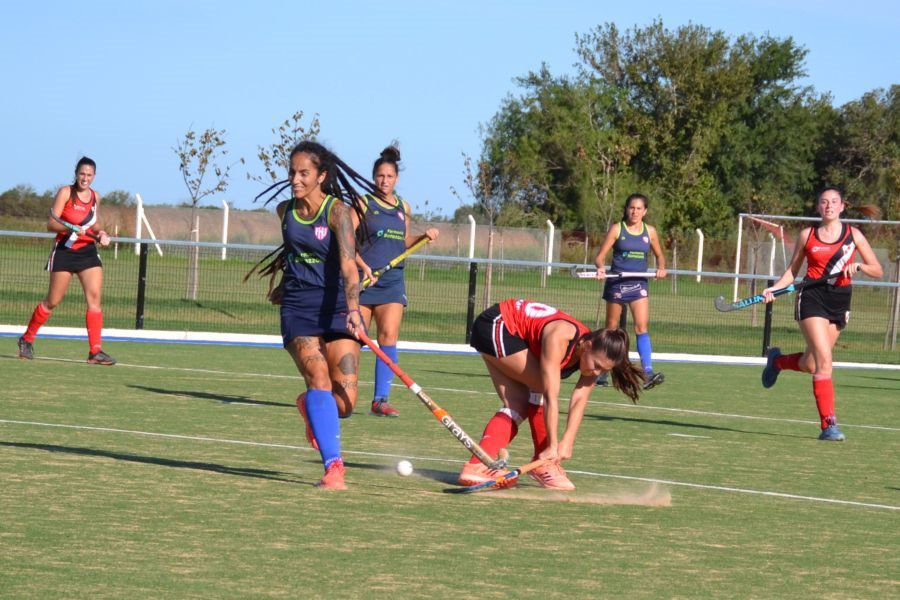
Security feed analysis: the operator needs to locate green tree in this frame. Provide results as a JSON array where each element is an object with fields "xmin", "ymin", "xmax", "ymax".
[{"xmin": 822, "ymin": 86, "xmax": 899, "ymax": 221}]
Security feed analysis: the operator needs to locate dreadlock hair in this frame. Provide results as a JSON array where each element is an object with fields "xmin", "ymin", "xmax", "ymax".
[
  {"xmin": 582, "ymin": 328, "xmax": 644, "ymax": 402},
  {"xmin": 373, "ymin": 144, "xmax": 401, "ymax": 178},
  {"xmin": 245, "ymin": 141, "xmax": 380, "ymax": 288}
]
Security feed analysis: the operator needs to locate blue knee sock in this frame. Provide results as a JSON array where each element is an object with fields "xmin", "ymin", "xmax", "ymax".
[
  {"xmin": 305, "ymin": 389, "xmax": 342, "ymax": 468},
  {"xmin": 636, "ymin": 333, "xmax": 653, "ymax": 373},
  {"xmin": 374, "ymin": 345, "xmax": 397, "ymax": 401}
]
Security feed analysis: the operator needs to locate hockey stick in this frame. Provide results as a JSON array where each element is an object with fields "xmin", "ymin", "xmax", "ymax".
[
  {"xmin": 356, "ymin": 328, "xmax": 507, "ymax": 470},
  {"xmin": 571, "ymin": 266, "xmax": 658, "ymax": 279},
  {"xmin": 714, "ymin": 274, "xmax": 836, "ymax": 312},
  {"xmin": 361, "ymin": 234, "xmax": 431, "ymax": 289},
  {"xmin": 444, "ymin": 459, "xmax": 548, "ymax": 494},
  {"xmin": 48, "ymin": 210, "xmax": 100, "ymax": 242}
]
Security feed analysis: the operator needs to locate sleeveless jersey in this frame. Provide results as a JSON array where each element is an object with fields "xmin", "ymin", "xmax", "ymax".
[
  {"xmin": 804, "ymin": 223, "xmax": 856, "ymax": 287},
  {"xmin": 498, "ymin": 299, "xmax": 590, "ymax": 368},
  {"xmin": 359, "ymin": 193, "xmax": 407, "ymax": 270},
  {"xmin": 281, "ymin": 195, "xmax": 343, "ymax": 292},
  {"xmin": 55, "ymin": 187, "xmax": 98, "ymax": 250},
  {"xmin": 610, "ymin": 221, "xmax": 650, "ymax": 274}
]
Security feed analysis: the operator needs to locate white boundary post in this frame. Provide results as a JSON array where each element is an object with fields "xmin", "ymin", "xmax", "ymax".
[
  {"xmin": 545, "ymin": 219, "xmax": 554, "ymax": 275},
  {"xmin": 221, "ymin": 200, "xmax": 229, "ymax": 260},
  {"xmin": 695, "ymin": 228, "xmax": 704, "ymax": 282},
  {"xmin": 768, "ymin": 233, "xmax": 777, "ymax": 276},
  {"xmin": 113, "ymin": 224, "xmax": 119, "ymax": 260}
]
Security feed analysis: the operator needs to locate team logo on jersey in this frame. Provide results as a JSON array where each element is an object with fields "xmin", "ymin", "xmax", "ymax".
[
  {"xmin": 841, "ymin": 243, "xmax": 854, "ymax": 255},
  {"xmin": 314, "ymin": 226, "xmax": 328, "ymax": 240},
  {"xmin": 642, "ymin": 236, "xmax": 649, "ymax": 243},
  {"xmin": 398, "ymin": 211, "xmax": 405, "ymax": 221}
]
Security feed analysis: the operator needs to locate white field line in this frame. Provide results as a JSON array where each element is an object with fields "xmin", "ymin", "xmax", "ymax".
[
  {"xmin": 667, "ymin": 433, "xmax": 711, "ymax": 439},
  {"xmin": 2, "ymin": 418, "xmax": 897, "ymax": 512},
  {"xmin": 23, "ymin": 356, "xmax": 900, "ymax": 432}
]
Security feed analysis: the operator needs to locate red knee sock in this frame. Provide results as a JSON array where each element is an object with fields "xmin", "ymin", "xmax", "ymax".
[
  {"xmin": 86, "ymin": 309, "xmax": 103, "ymax": 354},
  {"xmin": 528, "ymin": 402, "xmax": 549, "ymax": 460},
  {"xmin": 467, "ymin": 411, "xmax": 518, "ymax": 465},
  {"xmin": 23, "ymin": 303, "xmax": 52, "ymax": 343},
  {"xmin": 812, "ymin": 375, "xmax": 836, "ymax": 429},
  {"xmin": 775, "ymin": 353, "xmax": 803, "ymax": 372}
]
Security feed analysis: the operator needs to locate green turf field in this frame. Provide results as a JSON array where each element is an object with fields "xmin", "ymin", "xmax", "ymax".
[{"xmin": 1, "ymin": 338, "xmax": 898, "ymax": 598}]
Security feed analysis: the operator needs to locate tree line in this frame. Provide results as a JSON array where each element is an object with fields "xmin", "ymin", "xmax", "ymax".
[{"xmin": 458, "ymin": 20, "xmax": 898, "ymax": 244}]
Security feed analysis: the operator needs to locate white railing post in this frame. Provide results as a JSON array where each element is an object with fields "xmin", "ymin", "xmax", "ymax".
[
  {"xmin": 695, "ymin": 228, "xmax": 704, "ymax": 282},
  {"xmin": 545, "ymin": 220, "xmax": 554, "ymax": 275},
  {"xmin": 221, "ymin": 200, "xmax": 230, "ymax": 260},
  {"xmin": 135, "ymin": 193, "xmax": 144, "ymax": 255},
  {"xmin": 768, "ymin": 233, "xmax": 777, "ymax": 276},
  {"xmin": 467, "ymin": 214, "xmax": 476, "ymax": 259}
]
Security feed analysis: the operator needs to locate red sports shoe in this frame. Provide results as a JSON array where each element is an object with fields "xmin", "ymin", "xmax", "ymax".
[
  {"xmin": 529, "ymin": 462, "xmax": 575, "ymax": 491},
  {"xmin": 295, "ymin": 393, "xmax": 319, "ymax": 451},
  {"xmin": 316, "ymin": 459, "xmax": 347, "ymax": 490},
  {"xmin": 370, "ymin": 399, "xmax": 399, "ymax": 417},
  {"xmin": 458, "ymin": 461, "xmax": 516, "ymax": 488}
]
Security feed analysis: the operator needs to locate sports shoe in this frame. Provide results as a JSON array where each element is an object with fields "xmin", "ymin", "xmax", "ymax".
[
  {"xmin": 370, "ymin": 399, "xmax": 399, "ymax": 417},
  {"xmin": 295, "ymin": 393, "xmax": 319, "ymax": 451},
  {"xmin": 595, "ymin": 373, "xmax": 610, "ymax": 387},
  {"xmin": 642, "ymin": 371, "xmax": 665, "ymax": 390},
  {"xmin": 458, "ymin": 461, "xmax": 515, "ymax": 488},
  {"xmin": 17, "ymin": 337, "xmax": 34, "ymax": 360},
  {"xmin": 762, "ymin": 346, "xmax": 782, "ymax": 389},
  {"xmin": 316, "ymin": 459, "xmax": 347, "ymax": 490},
  {"xmin": 87, "ymin": 350, "xmax": 116, "ymax": 365},
  {"xmin": 529, "ymin": 462, "xmax": 576, "ymax": 491},
  {"xmin": 818, "ymin": 424, "xmax": 846, "ymax": 442}
]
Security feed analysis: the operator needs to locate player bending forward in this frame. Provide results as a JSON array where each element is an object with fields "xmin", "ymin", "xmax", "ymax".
[{"xmin": 460, "ymin": 298, "xmax": 644, "ymax": 490}]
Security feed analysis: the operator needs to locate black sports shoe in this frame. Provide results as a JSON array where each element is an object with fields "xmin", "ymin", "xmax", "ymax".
[
  {"xmin": 642, "ymin": 371, "xmax": 665, "ymax": 390},
  {"xmin": 17, "ymin": 337, "xmax": 34, "ymax": 360},
  {"xmin": 87, "ymin": 350, "xmax": 116, "ymax": 365}
]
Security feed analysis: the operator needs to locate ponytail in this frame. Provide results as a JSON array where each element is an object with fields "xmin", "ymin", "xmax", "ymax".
[{"xmin": 583, "ymin": 328, "xmax": 644, "ymax": 403}]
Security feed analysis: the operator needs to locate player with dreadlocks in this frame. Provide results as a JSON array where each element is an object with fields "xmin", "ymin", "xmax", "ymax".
[{"xmin": 248, "ymin": 141, "xmax": 376, "ymax": 489}]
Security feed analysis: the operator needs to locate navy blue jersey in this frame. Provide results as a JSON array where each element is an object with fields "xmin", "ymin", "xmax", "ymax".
[
  {"xmin": 610, "ymin": 221, "xmax": 650, "ymax": 274},
  {"xmin": 281, "ymin": 195, "xmax": 344, "ymax": 294},
  {"xmin": 358, "ymin": 194, "xmax": 407, "ymax": 270}
]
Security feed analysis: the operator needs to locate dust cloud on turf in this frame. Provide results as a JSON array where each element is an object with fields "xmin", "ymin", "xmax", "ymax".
[{"xmin": 489, "ymin": 482, "xmax": 672, "ymax": 506}]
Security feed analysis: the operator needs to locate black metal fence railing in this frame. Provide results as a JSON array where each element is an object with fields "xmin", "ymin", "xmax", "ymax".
[{"xmin": 2, "ymin": 231, "xmax": 898, "ymax": 364}]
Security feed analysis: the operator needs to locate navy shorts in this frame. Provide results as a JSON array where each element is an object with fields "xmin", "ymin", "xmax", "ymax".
[
  {"xmin": 469, "ymin": 304, "xmax": 529, "ymax": 358},
  {"xmin": 280, "ymin": 287, "xmax": 356, "ymax": 347},
  {"xmin": 46, "ymin": 243, "xmax": 102, "ymax": 273},
  {"xmin": 795, "ymin": 282, "xmax": 852, "ymax": 331},
  {"xmin": 360, "ymin": 267, "xmax": 407, "ymax": 306},
  {"xmin": 602, "ymin": 277, "xmax": 649, "ymax": 304}
]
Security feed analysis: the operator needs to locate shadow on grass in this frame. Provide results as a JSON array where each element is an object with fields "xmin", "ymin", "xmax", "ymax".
[
  {"xmin": 1, "ymin": 440, "xmax": 306, "ymax": 484},
  {"xmin": 584, "ymin": 413, "xmax": 806, "ymax": 438},
  {"xmin": 181, "ymin": 299, "xmax": 239, "ymax": 320},
  {"xmin": 129, "ymin": 385, "xmax": 292, "ymax": 408}
]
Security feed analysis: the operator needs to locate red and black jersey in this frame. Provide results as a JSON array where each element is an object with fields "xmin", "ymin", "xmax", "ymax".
[
  {"xmin": 55, "ymin": 186, "xmax": 97, "ymax": 250},
  {"xmin": 498, "ymin": 298, "xmax": 590, "ymax": 367},
  {"xmin": 804, "ymin": 223, "xmax": 856, "ymax": 287}
]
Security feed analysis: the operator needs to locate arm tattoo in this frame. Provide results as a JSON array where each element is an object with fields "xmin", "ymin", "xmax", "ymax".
[{"xmin": 331, "ymin": 202, "xmax": 360, "ymax": 305}]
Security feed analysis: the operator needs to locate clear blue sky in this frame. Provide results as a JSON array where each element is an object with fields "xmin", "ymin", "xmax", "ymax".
[{"xmin": 2, "ymin": 0, "xmax": 897, "ymax": 217}]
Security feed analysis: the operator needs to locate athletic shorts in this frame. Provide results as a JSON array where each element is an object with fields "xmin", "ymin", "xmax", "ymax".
[
  {"xmin": 469, "ymin": 303, "xmax": 528, "ymax": 358},
  {"xmin": 280, "ymin": 287, "xmax": 358, "ymax": 347},
  {"xmin": 795, "ymin": 282, "xmax": 852, "ymax": 330},
  {"xmin": 46, "ymin": 242, "xmax": 102, "ymax": 273},
  {"xmin": 360, "ymin": 267, "xmax": 407, "ymax": 306},
  {"xmin": 602, "ymin": 277, "xmax": 649, "ymax": 304}
]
